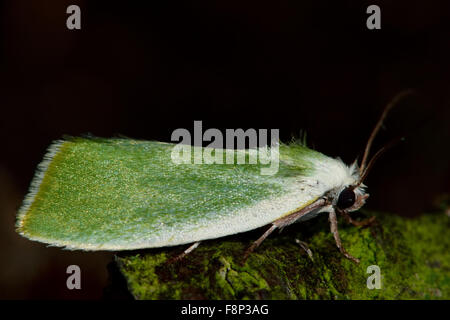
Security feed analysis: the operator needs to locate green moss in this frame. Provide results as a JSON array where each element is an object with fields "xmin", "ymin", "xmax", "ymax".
[{"xmin": 116, "ymin": 210, "xmax": 450, "ymax": 299}]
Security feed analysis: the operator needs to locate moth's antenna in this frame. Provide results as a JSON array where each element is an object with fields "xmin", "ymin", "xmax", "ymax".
[
  {"xmin": 359, "ymin": 89, "xmax": 414, "ymax": 175},
  {"xmin": 357, "ymin": 136, "xmax": 403, "ymax": 186}
]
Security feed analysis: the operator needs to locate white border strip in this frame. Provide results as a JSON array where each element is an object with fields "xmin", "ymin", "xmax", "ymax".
[{"xmin": 16, "ymin": 140, "xmax": 66, "ymax": 232}]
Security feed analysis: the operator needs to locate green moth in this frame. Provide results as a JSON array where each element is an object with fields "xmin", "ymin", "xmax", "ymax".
[{"xmin": 16, "ymin": 92, "xmax": 411, "ymax": 263}]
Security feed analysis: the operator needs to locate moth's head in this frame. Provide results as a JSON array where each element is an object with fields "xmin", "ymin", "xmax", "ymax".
[
  {"xmin": 327, "ymin": 163, "xmax": 369, "ymax": 214},
  {"xmin": 334, "ymin": 185, "xmax": 369, "ymax": 213}
]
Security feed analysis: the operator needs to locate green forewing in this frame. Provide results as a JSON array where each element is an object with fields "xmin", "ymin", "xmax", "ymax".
[{"xmin": 17, "ymin": 138, "xmax": 329, "ymax": 250}]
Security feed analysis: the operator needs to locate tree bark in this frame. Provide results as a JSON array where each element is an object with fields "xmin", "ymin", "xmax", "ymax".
[{"xmin": 114, "ymin": 210, "xmax": 450, "ymax": 299}]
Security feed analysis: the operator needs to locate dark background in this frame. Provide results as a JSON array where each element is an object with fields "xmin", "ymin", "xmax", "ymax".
[{"xmin": 0, "ymin": 0, "xmax": 449, "ymax": 299}]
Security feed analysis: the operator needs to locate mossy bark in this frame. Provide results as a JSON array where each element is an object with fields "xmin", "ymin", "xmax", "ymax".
[{"xmin": 115, "ymin": 210, "xmax": 450, "ymax": 299}]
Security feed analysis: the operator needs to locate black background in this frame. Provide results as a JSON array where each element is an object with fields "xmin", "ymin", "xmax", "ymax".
[{"xmin": 0, "ymin": 1, "xmax": 449, "ymax": 299}]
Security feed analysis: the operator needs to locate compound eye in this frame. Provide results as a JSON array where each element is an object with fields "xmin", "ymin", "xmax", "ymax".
[{"xmin": 336, "ymin": 187, "xmax": 356, "ymax": 210}]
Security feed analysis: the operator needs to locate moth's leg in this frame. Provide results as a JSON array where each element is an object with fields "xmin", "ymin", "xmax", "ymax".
[
  {"xmin": 242, "ymin": 199, "xmax": 329, "ymax": 262},
  {"xmin": 295, "ymin": 239, "xmax": 314, "ymax": 262},
  {"xmin": 243, "ymin": 224, "xmax": 277, "ymax": 261},
  {"xmin": 329, "ymin": 209, "xmax": 360, "ymax": 264},
  {"xmin": 167, "ymin": 241, "xmax": 201, "ymax": 264},
  {"xmin": 340, "ymin": 210, "xmax": 376, "ymax": 227}
]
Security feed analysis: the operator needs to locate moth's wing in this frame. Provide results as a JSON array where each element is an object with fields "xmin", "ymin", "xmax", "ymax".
[{"xmin": 16, "ymin": 138, "xmax": 330, "ymax": 250}]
